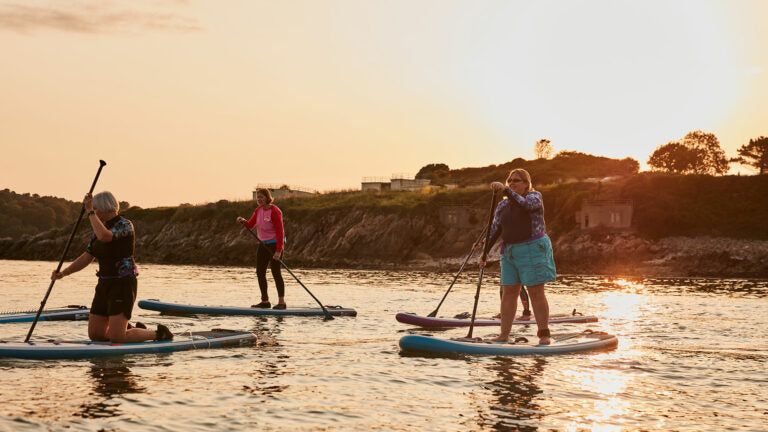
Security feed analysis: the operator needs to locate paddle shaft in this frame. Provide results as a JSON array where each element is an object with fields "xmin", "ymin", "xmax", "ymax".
[
  {"xmin": 25, "ymin": 160, "xmax": 107, "ymax": 342},
  {"xmin": 466, "ymin": 190, "xmax": 499, "ymax": 338},
  {"xmin": 241, "ymin": 223, "xmax": 334, "ymax": 320},
  {"xmin": 427, "ymin": 226, "xmax": 488, "ymax": 317}
]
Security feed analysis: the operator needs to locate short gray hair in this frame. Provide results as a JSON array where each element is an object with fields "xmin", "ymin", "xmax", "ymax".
[{"xmin": 93, "ymin": 191, "xmax": 119, "ymax": 213}]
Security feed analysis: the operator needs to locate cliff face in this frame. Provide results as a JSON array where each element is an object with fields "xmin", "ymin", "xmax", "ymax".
[
  {"xmin": 0, "ymin": 204, "xmax": 487, "ymax": 270},
  {"xmin": 1, "ymin": 203, "xmax": 767, "ymax": 278}
]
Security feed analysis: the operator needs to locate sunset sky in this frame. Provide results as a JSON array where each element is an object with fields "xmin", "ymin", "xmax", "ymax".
[{"xmin": 1, "ymin": 0, "xmax": 766, "ymax": 208}]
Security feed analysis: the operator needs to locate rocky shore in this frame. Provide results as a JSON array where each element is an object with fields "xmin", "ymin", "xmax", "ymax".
[{"xmin": 1, "ymin": 207, "xmax": 766, "ymax": 278}]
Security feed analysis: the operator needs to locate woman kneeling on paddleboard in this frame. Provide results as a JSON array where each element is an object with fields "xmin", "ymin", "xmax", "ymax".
[
  {"xmin": 236, "ymin": 188, "xmax": 287, "ymax": 309},
  {"xmin": 51, "ymin": 191, "xmax": 173, "ymax": 342},
  {"xmin": 479, "ymin": 169, "xmax": 556, "ymax": 345}
]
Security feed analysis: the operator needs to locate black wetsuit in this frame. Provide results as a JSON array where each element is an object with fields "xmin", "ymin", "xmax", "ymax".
[
  {"xmin": 256, "ymin": 243, "xmax": 285, "ymax": 300},
  {"xmin": 86, "ymin": 215, "xmax": 138, "ymax": 319}
]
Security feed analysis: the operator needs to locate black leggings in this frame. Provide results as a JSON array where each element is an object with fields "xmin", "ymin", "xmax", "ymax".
[{"xmin": 256, "ymin": 242, "xmax": 285, "ymax": 300}]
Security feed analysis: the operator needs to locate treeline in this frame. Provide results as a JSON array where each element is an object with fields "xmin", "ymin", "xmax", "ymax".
[
  {"xmin": 0, "ymin": 189, "xmax": 81, "ymax": 238},
  {"xmin": 416, "ymin": 152, "xmax": 640, "ymax": 186}
]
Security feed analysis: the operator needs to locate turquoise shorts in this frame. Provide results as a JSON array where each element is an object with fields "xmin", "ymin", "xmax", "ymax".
[{"xmin": 499, "ymin": 235, "xmax": 557, "ymax": 287}]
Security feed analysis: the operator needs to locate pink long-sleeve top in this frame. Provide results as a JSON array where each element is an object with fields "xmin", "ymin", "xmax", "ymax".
[{"xmin": 243, "ymin": 205, "xmax": 284, "ymax": 252}]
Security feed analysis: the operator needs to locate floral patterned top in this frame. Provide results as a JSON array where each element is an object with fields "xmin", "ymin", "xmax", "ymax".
[{"xmin": 86, "ymin": 215, "xmax": 137, "ymax": 278}]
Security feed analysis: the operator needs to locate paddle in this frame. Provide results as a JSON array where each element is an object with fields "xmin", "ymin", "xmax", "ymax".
[
  {"xmin": 240, "ymin": 222, "xmax": 334, "ymax": 320},
  {"xmin": 466, "ymin": 189, "xmax": 500, "ymax": 339},
  {"xmin": 25, "ymin": 160, "xmax": 107, "ymax": 342},
  {"xmin": 426, "ymin": 226, "xmax": 488, "ymax": 317}
]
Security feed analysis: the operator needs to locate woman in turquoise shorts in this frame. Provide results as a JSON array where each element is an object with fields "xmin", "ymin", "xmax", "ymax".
[{"xmin": 478, "ymin": 168, "xmax": 556, "ymax": 345}]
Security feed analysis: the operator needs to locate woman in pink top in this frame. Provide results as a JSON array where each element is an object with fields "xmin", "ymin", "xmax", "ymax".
[{"xmin": 236, "ymin": 188, "xmax": 286, "ymax": 309}]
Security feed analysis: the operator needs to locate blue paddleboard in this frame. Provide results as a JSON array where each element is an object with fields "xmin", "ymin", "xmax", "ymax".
[
  {"xmin": 0, "ymin": 329, "xmax": 256, "ymax": 360},
  {"xmin": 139, "ymin": 299, "xmax": 357, "ymax": 317},
  {"xmin": 0, "ymin": 306, "xmax": 90, "ymax": 324},
  {"xmin": 399, "ymin": 331, "xmax": 618, "ymax": 356}
]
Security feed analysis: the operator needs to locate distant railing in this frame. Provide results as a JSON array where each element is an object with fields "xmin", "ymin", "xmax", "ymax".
[
  {"xmin": 361, "ymin": 177, "xmax": 390, "ymax": 183},
  {"xmin": 391, "ymin": 173, "xmax": 414, "ymax": 180},
  {"xmin": 254, "ymin": 184, "xmax": 317, "ymax": 194}
]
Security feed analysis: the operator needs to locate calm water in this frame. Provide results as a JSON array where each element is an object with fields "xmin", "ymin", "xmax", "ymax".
[{"xmin": 0, "ymin": 259, "xmax": 766, "ymax": 431}]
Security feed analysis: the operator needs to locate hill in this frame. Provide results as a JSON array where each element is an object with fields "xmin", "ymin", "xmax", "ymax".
[{"xmin": 1, "ymin": 173, "xmax": 767, "ymax": 277}]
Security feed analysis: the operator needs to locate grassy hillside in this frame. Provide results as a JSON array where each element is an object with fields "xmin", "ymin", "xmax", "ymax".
[{"xmin": 3, "ymin": 173, "xmax": 767, "ymax": 246}]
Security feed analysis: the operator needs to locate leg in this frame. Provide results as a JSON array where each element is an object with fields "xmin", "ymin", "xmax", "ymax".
[
  {"xmin": 255, "ymin": 245, "xmax": 271, "ymax": 303},
  {"xmin": 527, "ymin": 284, "xmax": 550, "ymax": 344},
  {"xmin": 88, "ymin": 314, "xmax": 109, "ymax": 341},
  {"xmin": 106, "ymin": 313, "xmax": 156, "ymax": 343},
  {"xmin": 270, "ymin": 250, "xmax": 286, "ymax": 306},
  {"xmin": 492, "ymin": 284, "xmax": 521, "ymax": 342},
  {"xmin": 519, "ymin": 286, "xmax": 532, "ymax": 317}
]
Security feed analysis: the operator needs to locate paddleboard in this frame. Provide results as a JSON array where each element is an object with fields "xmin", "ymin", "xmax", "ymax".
[
  {"xmin": 138, "ymin": 299, "xmax": 357, "ymax": 317},
  {"xmin": 399, "ymin": 330, "xmax": 617, "ymax": 356},
  {"xmin": 0, "ymin": 306, "xmax": 90, "ymax": 324},
  {"xmin": 395, "ymin": 311, "xmax": 597, "ymax": 327},
  {"xmin": 0, "ymin": 329, "xmax": 256, "ymax": 359}
]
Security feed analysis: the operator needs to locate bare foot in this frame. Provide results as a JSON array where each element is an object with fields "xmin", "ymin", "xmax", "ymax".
[
  {"xmin": 490, "ymin": 336, "xmax": 508, "ymax": 342},
  {"xmin": 538, "ymin": 336, "xmax": 551, "ymax": 345}
]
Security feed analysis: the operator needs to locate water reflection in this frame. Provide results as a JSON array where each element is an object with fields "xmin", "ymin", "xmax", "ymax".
[
  {"xmin": 78, "ymin": 359, "xmax": 145, "ymax": 419},
  {"xmin": 472, "ymin": 357, "xmax": 547, "ymax": 431},
  {"xmin": 557, "ymin": 357, "xmax": 635, "ymax": 432},
  {"xmin": 243, "ymin": 318, "xmax": 289, "ymax": 397}
]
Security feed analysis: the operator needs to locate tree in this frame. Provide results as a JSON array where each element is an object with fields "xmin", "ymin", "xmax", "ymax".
[
  {"xmin": 647, "ymin": 141, "xmax": 706, "ymax": 174},
  {"xmin": 647, "ymin": 130, "xmax": 729, "ymax": 175},
  {"xmin": 733, "ymin": 136, "xmax": 768, "ymax": 174},
  {"xmin": 680, "ymin": 130, "xmax": 729, "ymax": 175},
  {"xmin": 415, "ymin": 163, "xmax": 451, "ymax": 184},
  {"xmin": 534, "ymin": 139, "xmax": 553, "ymax": 159}
]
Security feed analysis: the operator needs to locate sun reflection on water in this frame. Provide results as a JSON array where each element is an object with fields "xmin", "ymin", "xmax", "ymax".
[
  {"xmin": 593, "ymin": 278, "xmax": 648, "ymax": 322},
  {"xmin": 556, "ymin": 363, "xmax": 636, "ymax": 431}
]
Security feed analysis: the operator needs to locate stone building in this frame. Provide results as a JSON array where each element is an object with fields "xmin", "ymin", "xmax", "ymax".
[
  {"xmin": 360, "ymin": 175, "xmax": 430, "ymax": 192},
  {"xmin": 253, "ymin": 184, "xmax": 316, "ymax": 199},
  {"xmin": 575, "ymin": 200, "xmax": 633, "ymax": 229},
  {"xmin": 361, "ymin": 177, "xmax": 391, "ymax": 192}
]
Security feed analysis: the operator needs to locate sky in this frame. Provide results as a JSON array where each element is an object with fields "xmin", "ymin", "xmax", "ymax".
[{"xmin": 1, "ymin": 0, "xmax": 766, "ymax": 208}]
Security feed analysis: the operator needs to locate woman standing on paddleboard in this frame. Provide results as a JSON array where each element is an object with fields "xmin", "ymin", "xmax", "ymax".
[
  {"xmin": 236, "ymin": 188, "xmax": 287, "ymax": 309},
  {"xmin": 479, "ymin": 169, "xmax": 555, "ymax": 345},
  {"xmin": 51, "ymin": 192, "xmax": 173, "ymax": 342}
]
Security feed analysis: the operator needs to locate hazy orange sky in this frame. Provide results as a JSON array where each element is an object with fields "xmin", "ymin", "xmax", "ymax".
[{"xmin": 1, "ymin": 0, "xmax": 766, "ymax": 207}]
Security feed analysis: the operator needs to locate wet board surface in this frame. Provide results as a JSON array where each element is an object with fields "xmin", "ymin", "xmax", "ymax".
[{"xmin": 139, "ymin": 299, "xmax": 357, "ymax": 317}]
